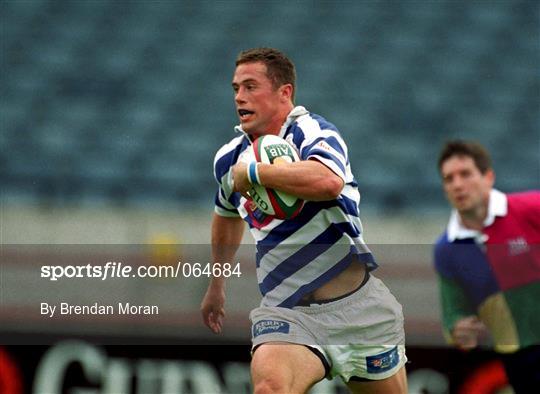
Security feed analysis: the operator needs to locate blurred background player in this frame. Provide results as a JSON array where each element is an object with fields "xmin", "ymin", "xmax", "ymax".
[
  {"xmin": 433, "ymin": 140, "xmax": 540, "ymax": 393},
  {"xmin": 201, "ymin": 48, "xmax": 407, "ymax": 393}
]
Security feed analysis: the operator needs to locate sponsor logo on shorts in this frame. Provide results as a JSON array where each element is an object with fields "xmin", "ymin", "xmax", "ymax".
[
  {"xmin": 252, "ymin": 320, "xmax": 290, "ymax": 338},
  {"xmin": 366, "ymin": 346, "xmax": 399, "ymax": 374}
]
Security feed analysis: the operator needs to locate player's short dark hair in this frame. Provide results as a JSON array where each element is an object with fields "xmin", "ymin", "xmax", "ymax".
[
  {"xmin": 236, "ymin": 47, "xmax": 296, "ymax": 101},
  {"xmin": 438, "ymin": 140, "xmax": 492, "ymax": 174}
]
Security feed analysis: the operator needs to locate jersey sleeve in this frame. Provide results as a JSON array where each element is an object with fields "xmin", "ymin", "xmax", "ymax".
[
  {"xmin": 438, "ymin": 274, "xmax": 476, "ymax": 343},
  {"xmin": 213, "ymin": 147, "xmax": 240, "ymax": 218},
  {"xmin": 434, "ymin": 237, "xmax": 476, "ymax": 343},
  {"xmin": 299, "ymin": 130, "xmax": 348, "ymax": 182},
  {"xmin": 214, "ymin": 190, "xmax": 240, "ymax": 217}
]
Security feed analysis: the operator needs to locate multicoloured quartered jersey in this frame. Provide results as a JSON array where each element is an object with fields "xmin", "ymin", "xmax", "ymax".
[{"xmin": 434, "ymin": 190, "xmax": 540, "ymax": 352}]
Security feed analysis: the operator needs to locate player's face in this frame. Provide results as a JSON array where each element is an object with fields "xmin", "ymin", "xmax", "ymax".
[
  {"xmin": 441, "ymin": 155, "xmax": 494, "ymax": 213},
  {"xmin": 232, "ymin": 62, "xmax": 288, "ymax": 136}
]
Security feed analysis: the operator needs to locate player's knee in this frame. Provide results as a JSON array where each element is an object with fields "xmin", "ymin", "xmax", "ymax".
[
  {"xmin": 253, "ymin": 376, "xmax": 288, "ymax": 394},
  {"xmin": 251, "ymin": 359, "xmax": 290, "ymax": 394}
]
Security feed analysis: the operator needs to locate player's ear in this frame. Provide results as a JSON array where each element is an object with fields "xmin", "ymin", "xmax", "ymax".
[
  {"xmin": 279, "ymin": 84, "xmax": 293, "ymax": 102},
  {"xmin": 485, "ymin": 168, "xmax": 495, "ymax": 187}
]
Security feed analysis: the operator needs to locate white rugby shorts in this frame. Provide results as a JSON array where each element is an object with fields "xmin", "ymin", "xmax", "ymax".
[{"xmin": 250, "ymin": 275, "xmax": 407, "ymax": 381}]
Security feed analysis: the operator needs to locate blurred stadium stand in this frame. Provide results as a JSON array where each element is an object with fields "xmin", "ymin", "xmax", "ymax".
[{"xmin": 1, "ymin": 0, "xmax": 539, "ymax": 213}]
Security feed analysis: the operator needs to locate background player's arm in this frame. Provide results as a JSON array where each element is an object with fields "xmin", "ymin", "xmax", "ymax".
[
  {"xmin": 233, "ymin": 159, "xmax": 344, "ymax": 201},
  {"xmin": 438, "ymin": 275, "xmax": 486, "ymax": 350},
  {"xmin": 201, "ymin": 213, "xmax": 245, "ymax": 334}
]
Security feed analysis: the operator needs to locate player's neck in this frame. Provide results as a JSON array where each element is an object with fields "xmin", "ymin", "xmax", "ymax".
[
  {"xmin": 250, "ymin": 104, "xmax": 294, "ymax": 140},
  {"xmin": 267, "ymin": 103, "xmax": 294, "ymax": 134},
  {"xmin": 459, "ymin": 205, "xmax": 488, "ymax": 231}
]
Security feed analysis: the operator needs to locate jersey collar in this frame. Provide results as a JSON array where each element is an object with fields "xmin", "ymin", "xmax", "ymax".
[
  {"xmin": 234, "ymin": 106, "xmax": 309, "ymax": 140},
  {"xmin": 447, "ymin": 189, "xmax": 508, "ymax": 242},
  {"xmin": 278, "ymin": 106, "xmax": 309, "ymax": 138}
]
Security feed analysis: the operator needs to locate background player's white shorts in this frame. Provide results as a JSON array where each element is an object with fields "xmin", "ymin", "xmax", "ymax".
[{"xmin": 250, "ymin": 275, "xmax": 407, "ymax": 382}]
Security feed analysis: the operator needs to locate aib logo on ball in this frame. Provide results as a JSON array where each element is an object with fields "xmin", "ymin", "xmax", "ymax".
[{"xmin": 265, "ymin": 144, "xmax": 294, "ymax": 163}]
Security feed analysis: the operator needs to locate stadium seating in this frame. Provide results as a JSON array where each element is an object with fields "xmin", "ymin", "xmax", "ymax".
[{"xmin": 2, "ymin": 0, "xmax": 538, "ymax": 213}]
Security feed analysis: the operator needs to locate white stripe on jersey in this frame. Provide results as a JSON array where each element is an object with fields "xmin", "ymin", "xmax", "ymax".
[
  {"xmin": 341, "ymin": 183, "xmax": 360, "ymax": 202},
  {"xmin": 219, "ymin": 171, "xmax": 234, "ymax": 201},
  {"xmin": 215, "ymin": 206, "xmax": 240, "ymax": 217}
]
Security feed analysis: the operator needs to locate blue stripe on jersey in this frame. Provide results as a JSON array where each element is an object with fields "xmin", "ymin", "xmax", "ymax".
[
  {"xmin": 259, "ymin": 222, "xmax": 361, "ymax": 295},
  {"xmin": 277, "ymin": 251, "xmax": 362, "ymax": 308},
  {"xmin": 300, "ymin": 136, "xmax": 346, "ymax": 162},
  {"xmin": 214, "ymin": 189, "xmax": 240, "ymax": 214},
  {"xmin": 215, "ymin": 191, "xmax": 235, "ymax": 212},
  {"xmin": 339, "ymin": 194, "xmax": 359, "ymax": 217},
  {"xmin": 288, "ymin": 123, "xmax": 306, "ymax": 148},
  {"xmin": 216, "ymin": 187, "xmax": 241, "ymax": 207}
]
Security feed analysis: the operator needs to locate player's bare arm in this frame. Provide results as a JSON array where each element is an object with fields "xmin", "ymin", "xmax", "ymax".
[
  {"xmin": 233, "ymin": 159, "xmax": 344, "ymax": 201},
  {"xmin": 201, "ymin": 214, "xmax": 245, "ymax": 334}
]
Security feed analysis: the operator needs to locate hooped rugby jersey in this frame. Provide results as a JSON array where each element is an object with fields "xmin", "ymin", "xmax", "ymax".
[
  {"xmin": 213, "ymin": 106, "xmax": 377, "ymax": 308},
  {"xmin": 434, "ymin": 189, "xmax": 540, "ymax": 352}
]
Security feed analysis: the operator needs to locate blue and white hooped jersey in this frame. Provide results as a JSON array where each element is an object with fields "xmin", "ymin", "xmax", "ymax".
[{"xmin": 213, "ymin": 106, "xmax": 377, "ymax": 308}]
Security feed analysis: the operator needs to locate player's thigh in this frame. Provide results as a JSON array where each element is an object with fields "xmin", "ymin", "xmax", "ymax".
[
  {"xmin": 251, "ymin": 342, "xmax": 326, "ymax": 394},
  {"xmin": 346, "ymin": 366, "xmax": 407, "ymax": 394}
]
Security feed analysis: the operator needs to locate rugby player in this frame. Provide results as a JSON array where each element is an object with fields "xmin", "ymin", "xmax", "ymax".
[
  {"xmin": 434, "ymin": 140, "xmax": 540, "ymax": 393},
  {"xmin": 202, "ymin": 47, "xmax": 407, "ymax": 394}
]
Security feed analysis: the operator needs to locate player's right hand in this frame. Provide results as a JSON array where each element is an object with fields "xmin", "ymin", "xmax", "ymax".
[
  {"xmin": 451, "ymin": 316, "xmax": 486, "ymax": 351},
  {"xmin": 201, "ymin": 285, "xmax": 226, "ymax": 334},
  {"xmin": 232, "ymin": 161, "xmax": 252, "ymax": 198}
]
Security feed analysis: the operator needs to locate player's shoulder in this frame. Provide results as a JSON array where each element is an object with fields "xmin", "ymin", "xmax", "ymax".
[
  {"xmin": 433, "ymin": 231, "xmax": 460, "ymax": 274},
  {"xmin": 507, "ymin": 190, "xmax": 540, "ymax": 211},
  {"xmin": 214, "ymin": 134, "xmax": 246, "ymax": 161},
  {"xmin": 213, "ymin": 134, "xmax": 249, "ymax": 179},
  {"xmin": 434, "ymin": 231, "xmax": 452, "ymax": 255},
  {"xmin": 214, "ymin": 135, "xmax": 249, "ymax": 167},
  {"xmin": 289, "ymin": 112, "xmax": 344, "ymax": 149},
  {"xmin": 435, "ymin": 231, "xmax": 450, "ymax": 247},
  {"xmin": 294, "ymin": 112, "xmax": 340, "ymax": 135}
]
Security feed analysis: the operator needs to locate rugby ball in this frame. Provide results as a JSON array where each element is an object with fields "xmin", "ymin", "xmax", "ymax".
[{"xmin": 248, "ymin": 135, "xmax": 304, "ymax": 220}]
